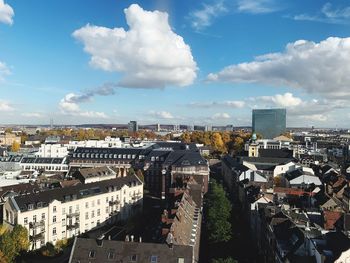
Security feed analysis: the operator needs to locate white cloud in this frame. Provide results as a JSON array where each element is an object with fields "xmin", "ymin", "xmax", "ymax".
[
  {"xmin": 149, "ymin": 110, "xmax": 174, "ymax": 119},
  {"xmin": 21, "ymin": 112, "xmax": 45, "ymax": 118},
  {"xmin": 0, "ymin": 61, "xmax": 10, "ymax": 81},
  {"xmin": 189, "ymin": 100, "xmax": 245, "ymax": 108},
  {"xmin": 190, "ymin": 1, "xmax": 227, "ymax": 30},
  {"xmin": 293, "ymin": 3, "xmax": 350, "ymax": 24},
  {"xmin": 299, "ymin": 114, "xmax": 328, "ymax": 122},
  {"xmin": 208, "ymin": 37, "xmax": 350, "ymax": 99},
  {"xmin": 73, "ymin": 4, "xmax": 197, "ymax": 88},
  {"xmin": 0, "ymin": 100, "xmax": 13, "ymax": 111},
  {"xmin": 59, "ymin": 93, "xmax": 108, "ymax": 119},
  {"xmin": 212, "ymin": 112, "xmax": 230, "ymax": 119},
  {"xmin": 255, "ymin": 93, "xmax": 302, "ymax": 107},
  {"xmin": 237, "ymin": 0, "xmax": 279, "ymax": 14},
  {"xmin": 0, "ymin": 0, "xmax": 14, "ymax": 25}
]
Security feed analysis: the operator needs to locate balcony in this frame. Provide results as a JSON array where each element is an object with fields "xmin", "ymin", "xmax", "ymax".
[
  {"xmin": 66, "ymin": 212, "xmax": 80, "ymax": 218},
  {"xmin": 109, "ymin": 210, "xmax": 119, "ymax": 216},
  {"xmin": 66, "ymin": 223, "xmax": 80, "ymax": 230},
  {"xmin": 30, "ymin": 233, "xmax": 44, "ymax": 241},
  {"xmin": 29, "ymin": 221, "xmax": 45, "ymax": 228},
  {"xmin": 131, "ymin": 193, "xmax": 142, "ymax": 200},
  {"xmin": 109, "ymin": 200, "xmax": 120, "ymax": 206}
]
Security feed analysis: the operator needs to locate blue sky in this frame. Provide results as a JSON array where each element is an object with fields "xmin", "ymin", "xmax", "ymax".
[{"xmin": 0, "ymin": 0, "xmax": 350, "ymax": 127}]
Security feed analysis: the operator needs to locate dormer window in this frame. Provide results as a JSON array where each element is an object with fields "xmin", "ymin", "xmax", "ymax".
[
  {"xmin": 89, "ymin": 250, "xmax": 96, "ymax": 258},
  {"xmin": 28, "ymin": 204, "xmax": 34, "ymax": 210},
  {"xmin": 131, "ymin": 255, "xmax": 137, "ymax": 262},
  {"xmin": 150, "ymin": 255, "xmax": 158, "ymax": 263}
]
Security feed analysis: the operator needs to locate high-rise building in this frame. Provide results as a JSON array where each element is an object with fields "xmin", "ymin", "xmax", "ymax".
[
  {"xmin": 252, "ymin": 109, "xmax": 286, "ymax": 139},
  {"xmin": 128, "ymin": 121, "xmax": 138, "ymax": 133}
]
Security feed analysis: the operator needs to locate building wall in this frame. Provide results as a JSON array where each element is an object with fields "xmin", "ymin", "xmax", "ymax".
[
  {"xmin": 0, "ymin": 134, "xmax": 21, "ymax": 146},
  {"xmin": 37, "ymin": 144, "xmax": 68, "ymax": 158},
  {"xmin": 3, "ymin": 183, "xmax": 143, "ymax": 250}
]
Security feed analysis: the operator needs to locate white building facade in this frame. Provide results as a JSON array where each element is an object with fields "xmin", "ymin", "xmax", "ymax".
[{"xmin": 3, "ymin": 175, "xmax": 143, "ymax": 249}]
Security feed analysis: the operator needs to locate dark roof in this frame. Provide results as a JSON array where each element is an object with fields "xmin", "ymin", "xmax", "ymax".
[
  {"xmin": 164, "ymin": 151, "xmax": 207, "ymax": 167},
  {"xmin": 69, "ymin": 238, "xmax": 193, "ymax": 263},
  {"xmin": 13, "ymin": 175, "xmax": 141, "ymax": 212},
  {"xmin": 221, "ymin": 155, "xmax": 248, "ymax": 172},
  {"xmin": 0, "ymin": 182, "xmax": 40, "ymax": 199},
  {"xmin": 259, "ymin": 149, "xmax": 294, "ymax": 158}
]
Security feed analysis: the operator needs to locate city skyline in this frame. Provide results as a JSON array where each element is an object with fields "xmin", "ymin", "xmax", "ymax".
[{"xmin": 1, "ymin": 0, "xmax": 350, "ymax": 127}]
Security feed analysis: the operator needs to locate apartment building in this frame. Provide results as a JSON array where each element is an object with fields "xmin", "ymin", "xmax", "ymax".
[
  {"xmin": 3, "ymin": 175, "xmax": 143, "ymax": 250},
  {"xmin": 0, "ymin": 133, "xmax": 21, "ymax": 146}
]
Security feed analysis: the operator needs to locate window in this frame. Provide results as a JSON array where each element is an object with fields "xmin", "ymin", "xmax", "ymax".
[
  {"xmin": 85, "ymin": 202, "xmax": 89, "ymax": 209},
  {"xmin": 62, "ymin": 208, "xmax": 66, "ymax": 215},
  {"xmin": 42, "ymin": 213, "xmax": 45, "ymax": 220},
  {"xmin": 88, "ymin": 250, "xmax": 96, "ymax": 258},
  {"xmin": 62, "ymin": 218, "xmax": 66, "ymax": 226},
  {"xmin": 150, "ymin": 256, "xmax": 158, "ymax": 263},
  {"xmin": 178, "ymin": 258, "xmax": 185, "ymax": 263},
  {"xmin": 91, "ymin": 200, "xmax": 95, "ymax": 207},
  {"xmin": 53, "ymin": 227, "xmax": 57, "ymax": 235},
  {"xmin": 85, "ymin": 212, "xmax": 89, "ymax": 220},
  {"xmin": 69, "ymin": 206, "xmax": 72, "ymax": 214},
  {"xmin": 97, "ymin": 199, "xmax": 100, "ymax": 205},
  {"xmin": 97, "ymin": 209, "xmax": 100, "ymax": 216},
  {"xmin": 91, "ymin": 211, "xmax": 95, "ymax": 218},
  {"xmin": 24, "ymin": 217, "xmax": 28, "ymax": 224},
  {"xmin": 108, "ymin": 251, "xmax": 115, "ymax": 260},
  {"xmin": 33, "ymin": 215, "xmax": 37, "ymax": 222},
  {"xmin": 53, "ymin": 216, "xmax": 56, "ymax": 223},
  {"xmin": 106, "ymin": 197, "xmax": 109, "ymax": 203},
  {"xmin": 53, "ymin": 206, "xmax": 57, "ymax": 213},
  {"xmin": 106, "ymin": 207, "xmax": 109, "ymax": 213}
]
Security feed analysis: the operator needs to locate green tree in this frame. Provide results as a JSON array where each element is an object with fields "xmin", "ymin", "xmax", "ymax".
[{"xmin": 207, "ymin": 180, "xmax": 232, "ymax": 243}]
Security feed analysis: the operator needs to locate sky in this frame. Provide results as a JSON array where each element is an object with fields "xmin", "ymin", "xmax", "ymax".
[{"xmin": 0, "ymin": 0, "xmax": 350, "ymax": 127}]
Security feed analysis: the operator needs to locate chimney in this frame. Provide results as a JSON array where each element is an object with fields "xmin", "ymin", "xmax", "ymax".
[
  {"xmin": 130, "ymin": 235, "xmax": 134, "ymax": 242},
  {"xmin": 125, "ymin": 235, "xmax": 130, "ymax": 242},
  {"xmin": 139, "ymin": 236, "xmax": 142, "ymax": 243},
  {"xmin": 123, "ymin": 167, "xmax": 127, "ymax": 177},
  {"xmin": 108, "ymin": 235, "xmax": 111, "ymax": 240}
]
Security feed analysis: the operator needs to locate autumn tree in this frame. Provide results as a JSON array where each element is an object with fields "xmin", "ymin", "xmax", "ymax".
[
  {"xmin": 0, "ymin": 225, "xmax": 29, "ymax": 262},
  {"xmin": 11, "ymin": 141, "xmax": 20, "ymax": 152},
  {"xmin": 211, "ymin": 132, "xmax": 225, "ymax": 153},
  {"xmin": 11, "ymin": 225, "xmax": 30, "ymax": 253}
]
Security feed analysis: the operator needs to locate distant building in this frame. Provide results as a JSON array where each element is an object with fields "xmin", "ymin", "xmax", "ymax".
[
  {"xmin": 0, "ymin": 133, "xmax": 21, "ymax": 146},
  {"xmin": 128, "ymin": 121, "xmax": 138, "ymax": 133},
  {"xmin": 252, "ymin": 109, "xmax": 286, "ymax": 139}
]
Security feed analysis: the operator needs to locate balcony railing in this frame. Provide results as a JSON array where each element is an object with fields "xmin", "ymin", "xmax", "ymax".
[
  {"xmin": 66, "ymin": 212, "xmax": 80, "ymax": 218},
  {"xmin": 29, "ymin": 221, "xmax": 45, "ymax": 228},
  {"xmin": 66, "ymin": 223, "xmax": 80, "ymax": 230},
  {"xmin": 109, "ymin": 200, "xmax": 120, "ymax": 206},
  {"xmin": 30, "ymin": 233, "xmax": 44, "ymax": 241},
  {"xmin": 109, "ymin": 210, "xmax": 119, "ymax": 216}
]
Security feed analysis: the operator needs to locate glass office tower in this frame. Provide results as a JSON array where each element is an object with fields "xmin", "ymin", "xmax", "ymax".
[{"xmin": 252, "ymin": 109, "xmax": 286, "ymax": 139}]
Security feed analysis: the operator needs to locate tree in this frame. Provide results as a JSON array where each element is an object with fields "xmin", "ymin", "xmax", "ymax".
[
  {"xmin": 0, "ymin": 251, "xmax": 8, "ymax": 263},
  {"xmin": 212, "ymin": 258, "xmax": 238, "ymax": 263},
  {"xmin": 0, "ymin": 231, "xmax": 16, "ymax": 262},
  {"xmin": 180, "ymin": 132, "xmax": 191, "ymax": 144},
  {"xmin": 211, "ymin": 132, "xmax": 225, "ymax": 153},
  {"xmin": 11, "ymin": 225, "xmax": 30, "ymax": 253},
  {"xmin": 11, "ymin": 141, "xmax": 20, "ymax": 152},
  {"xmin": 207, "ymin": 180, "xmax": 232, "ymax": 243}
]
